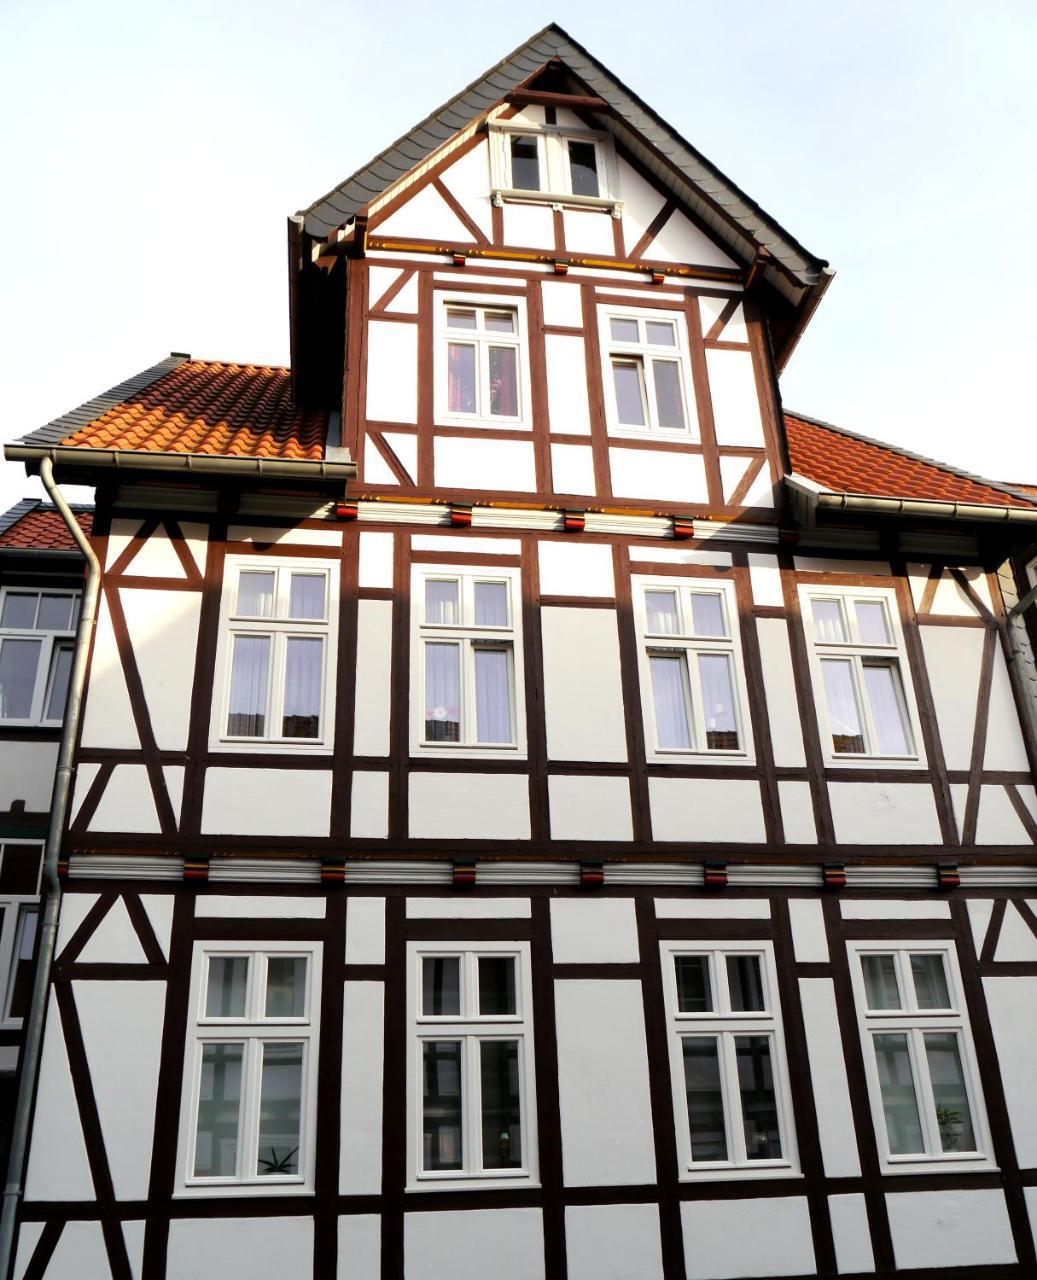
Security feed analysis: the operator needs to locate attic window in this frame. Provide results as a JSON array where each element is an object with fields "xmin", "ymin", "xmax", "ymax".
[{"xmin": 490, "ymin": 124, "xmax": 620, "ymax": 214}]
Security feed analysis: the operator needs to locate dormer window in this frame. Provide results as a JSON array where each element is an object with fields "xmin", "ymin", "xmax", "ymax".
[{"xmin": 490, "ymin": 124, "xmax": 619, "ymax": 212}]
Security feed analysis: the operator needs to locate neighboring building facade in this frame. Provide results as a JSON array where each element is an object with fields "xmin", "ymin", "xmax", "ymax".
[
  {"xmin": 0, "ymin": 501, "xmax": 88, "ymax": 1160},
  {"xmin": 5, "ymin": 24, "xmax": 1037, "ymax": 1280}
]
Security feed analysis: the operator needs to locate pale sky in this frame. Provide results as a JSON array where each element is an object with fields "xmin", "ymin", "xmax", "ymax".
[{"xmin": 2, "ymin": 0, "xmax": 1035, "ymax": 514}]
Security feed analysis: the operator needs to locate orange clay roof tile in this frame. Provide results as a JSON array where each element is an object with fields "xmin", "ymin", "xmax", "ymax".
[{"xmin": 0, "ymin": 507, "xmax": 93, "ymax": 551}]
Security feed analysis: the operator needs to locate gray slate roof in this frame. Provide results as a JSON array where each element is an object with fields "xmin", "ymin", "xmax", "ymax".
[{"xmin": 300, "ymin": 23, "xmax": 827, "ymax": 286}]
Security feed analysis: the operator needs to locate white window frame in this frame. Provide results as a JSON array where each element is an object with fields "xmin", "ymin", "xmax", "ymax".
[
  {"xmin": 660, "ymin": 940, "xmax": 798, "ymax": 1180},
  {"xmin": 209, "ymin": 556, "xmax": 338, "ymax": 753},
  {"xmin": 406, "ymin": 939, "xmax": 538, "ymax": 1191},
  {"xmin": 433, "ymin": 293, "xmax": 532, "ymax": 431},
  {"xmin": 410, "ymin": 563, "xmax": 527, "ymax": 760},
  {"xmin": 848, "ymin": 940, "xmax": 994, "ymax": 1175},
  {"xmin": 177, "ymin": 940, "xmax": 322, "ymax": 1196},
  {"xmin": 800, "ymin": 584, "xmax": 924, "ymax": 768},
  {"xmin": 633, "ymin": 576, "xmax": 754, "ymax": 764},
  {"xmin": 488, "ymin": 121, "xmax": 620, "ymax": 213},
  {"xmin": 0, "ymin": 842, "xmax": 42, "ymax": 1031},
  {"xmin": 597, "ymin": 305, "xmax": 698, "ymax": 439},
  {"xmin": 0, "ymin": 586, "xmax": 79, "ymax": 727}
]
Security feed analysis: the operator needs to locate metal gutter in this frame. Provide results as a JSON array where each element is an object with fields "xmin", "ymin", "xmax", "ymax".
[
  {"xmin": 0, "ymin": 459, "xmax": 101, "ymax": 1280},
  {"xmin": 4, "ymin": 444, "xmax": 355, "ymax": 483},
  {"xmin": 785, "ymin": 473, "xmax": 1037, "ymax": 527}
]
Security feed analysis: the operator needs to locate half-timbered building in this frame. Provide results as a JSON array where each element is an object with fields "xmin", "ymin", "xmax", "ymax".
[{"xmin": 4, "ymin": 23, "xmax": 1037, "ymax": 1280}]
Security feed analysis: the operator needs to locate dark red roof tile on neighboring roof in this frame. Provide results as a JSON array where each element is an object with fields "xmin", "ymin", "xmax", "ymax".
[
  {"xmin": 784, "ymin": 412, "xmax": 1037, "ymax": 511},
  {"xmin": 60, "ymin": 360, "xmax": 328, "ymax": 461},
  {"xmin": 0, "ymin": 508, "xmax": 93, "ymax": 551}
]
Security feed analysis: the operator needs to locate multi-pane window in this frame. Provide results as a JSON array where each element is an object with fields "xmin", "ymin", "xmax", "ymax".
[
  {"xmin": 661, "ymin": 943, "xmax": 796, "ymax": 1177},
  {"xmin": 0, "ymin": 843, "xmax": 42, "ymax": 1027},
  {"xmin": 412, "ymin": 566, "xmax": 525, "ymax": 755},
  {"xmin": 181, "ymin": 944, "xmax": 320, "ymax": 1191},
  {"xmin": 408, "ymin": 942, "xmax": 537, "ymax": 1187},
  {"xmin": 437, "ymin": 300, "xmax": 526, "ymax": 426},
  {"xmin": 635, "ymin": 579, "xmax": 749, "ymax": 760},
  {"xmin": 0, "ymin": 588, "xmax": 79, "ymax": 725},
  {"xmin": 214, "ymin": 559, "xmax": 336, "ymax": 749},
  {"xmin": 490, "ymin": 125, "xmax": 615, "ymax": 203},
  {"xmin": 804, "ymin": 588, "xmax": 918, "ymax": 760},
  {"xmin": 850, "ymin": 942, "xmax": 989, "ymax": 1170},
  {"xmin": 600, "ymin": 310, "xmax": 695, "ymax": 434}
]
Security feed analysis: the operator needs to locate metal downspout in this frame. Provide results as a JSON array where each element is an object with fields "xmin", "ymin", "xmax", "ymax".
[
  {"xmin": 0, "ymin": 460, "xmax": 101, "ymax": 1279},
  {"xmin": 1005, "ymin": 578, "xmax": 1037, "ymax": 771}
]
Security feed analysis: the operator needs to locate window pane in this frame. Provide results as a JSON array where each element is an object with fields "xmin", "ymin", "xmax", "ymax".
[
  {"xmin": 423, "ymin": 956, "xmax": 461, "ymax": 1016},
  {"xmin": 811, "ymin": 598, "xmax": 846, "ymax": 642},
  {"xmin": 698, "ymin": 653, "xmax": 739, "ymax": 751},
  {"xmin": 690, "ymin": 593, "xmax": 726, "ymax": 637},
  {"xmin": 7, "ymin": 907, "xmax": 38, "ymax": 1020},
  {"xmin": 481, "ymin": 1039, "xmax": 522, "ymax": 1168},
  {"xmin": 282, "ymin": 637, "xmax": 323, "ymax": 738},
  {"xmin": 862, "ymin": 954, "xmax": 901, "ymax": 1010},
  {"xmin": 856, "ymin": 599, "xmax": 891, "ymax": 645},
  {"xmin": 820, "ymin": 659, "xmax": 865, "ymax": 754},
  {"xmin": 727, "ymin": 956, "xmax": 766, "ymax": 1012},
  {"xmin": 424, "ymin": 643, "xmax": 461, "ymax": 743},
  {"xmin": 206, "ymin": 956, "xmax": 249, "ymax": 1018},
  {"xmin": 649, "ymin": 654, "xmax": 692, "ymax": 749},
  {"xmin": 911, "ymin": 954, "xmax": 951, "ymax": 1011},
  {"xmin": 645, "ymin": 590, "xmax": 680, "ymax": 634},
  {"xmin": 256, "ymin": 1042, "xmax": 303, "ymax": 1176},
  {"xmin": 265, "ymin": 957, "xmax": 308, "ymax": 1018},
  {"xmin": 474, "ymin": 582, "xmax": 508, "ymax": 627},
  {"xmin": 645, "ymin": 321, "xmax": 676, "ymax": 347},
  {"xmin": 288, "ymin": 573, "xmax": 325, "ymax": 620},
  {"xmin": 45, "ymin": 643, "xmax": 74, "ymax": 721},
  {"xmin": 37, "ymin": 595, "xmax": 73, "ymax": 631},
  {"xmin": 0, "ymin": 594, "xmax": 36, "ymax": 629},
  {"xmin": 862, "ymin": 661, "xmax": 911, "ymax": 755},
  {"xmin": 509, "ymin": 135, "xmax": 540, "ymax": 190},
  {"xmin": 924, "ymin": 1032, "xmax": 977, "ymax": 1153},
  {"xmin": 227, "ymin": 634, "xmax": 270, "ymax": 737},
  {"xmin": 0, "ymin": 639, "xmax": 42, "ymax": 719},
  {"xmin": 567, "ymin": 139, "xmax": 599, "ymax": 197},
  {"xmin": 484, "ymin": 311, "xmax": 515, "ymax": 334},
  {"xmin": 488, "ymin": 346, "xmax": 518, "ymax": 417},
  {"xmin": 474, "ymin": 647, "xmax": 512, "ymax": 744},
  {"xmin": 873, "ymin": 1033, "xmax": 925, "ymax": 1155},
  {"xmin": 612, "ymin": 359, "xmax": 647, "ymax": 426},
  {"xmin": 478, "ymin": 957, "xmax": 516, "ymax": 1016},
  {"xmin": 194, "ymin": 1043, "xmax": 243, "ymax": 1177},
  {"xmin": 682, "ymin": 1037, "xmax": 728, "ymax": 1162},
  {"xmin": 446, "ymin": 308, "xmax": 477, "ymax": 330},
  {"xmin": 422, "ymin": 1040, "xmax": 463, "ymax": 1170},
  {"xmin": 425, "ymin": 580, "xmax": 460, "ymax": 625},
  {"xmin": 675, "ymin": 955, "xmax": 712, "ymax": 1013},
  {"xmin": 652, "ymin": 360, "xmax": 686, "ymax": 429},
  {"xmin": 736, "ymin": 1035, "xmax": 782, "ymax": 1160},
  {"xmin": 236, "ymin": 571, "xmax": 275, "ymax": 618},
  {"xmin": 609, "ymin": 318, "xmax": 639, "ymax": 343},
  {"xmin": 447, "ymin": 343, "xmax": 477, "ymax": 413}
]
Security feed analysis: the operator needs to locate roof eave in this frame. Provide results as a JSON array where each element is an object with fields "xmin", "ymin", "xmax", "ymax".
[
  {"xmin": 786, "ymin": 473, "xmax": 1037, "ymax": 528},
  {"xmin": 5, "ymin": 444, "xmax": 356, "ymax": 485}
]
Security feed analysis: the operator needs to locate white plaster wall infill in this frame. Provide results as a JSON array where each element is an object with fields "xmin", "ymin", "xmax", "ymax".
[
  {"xmin": 546, "ymin": 334, "xmax": 592, "ymax": 435},
  {"xmin": 130, "ymin": 530, "xmax": 187, "ymax": 576},
  {"xmin": 554, "ymin": 979, "xmax": 655, "ymax": 1185},
  {"xmin": 438, "ymin": 141, "xmax": 494, "ymax": 241},
  {"xmin": 337, "ymin": 1214, "xmax": 381, "ymax": 1280},
  {"xmin": 196, "ymin": 895, "xmax": 325, "ymax": 919},
  {"xmin": 227, "ymin": 525, "xmax": 342, "ymax": 547},
  {"xmin": 33, "ymin": 1221, "xmax": 110, "ymax": 1280},
  {"xmin": 983, "ymin": 976, "xmax": 1037, "ymax": 1166},
  {"xmin": 12, "ymin": 1222, "xmax": 43, "ymax": 1280},
  {"xmin": 840, "ymin": 899, "xmax": 949, "ymax": 920},
  {"xmin": 828, "ymin": 1193, "xmax": 875, "ymax": 1275},
  {"xmin": 629, "ymin": 547, "xmax": 731, "ymax": 567},
  {"xmin": 649, "ymin": 205, "xmax": 737, "ymax": 269},
  {"xmin": 548, "ymin": 774, "xmax": 633, "ymax": 841},
  {"xmin": 408, "ymin": 772, "xmax": 530, "ymax": 840},
  {"xmin": 967, "ymin": 898, "xmax": 995, "ymax": 956},
  {"xmin": 433, "ymin": 437, "xmax": 537, "ymax": 492},
  {"xmin": 550, "ymin": 443, "xmax": 596, "ymax": 496},
  {"xmin": 778, "ymin": 780, "xmax": 817, "ymax": 844},
  {"xmin": 122, "ymin": 1220, "xmax": 145, "ymax": 1280},
  {"xmin": 74, "ymin": 980, "xmax": 165, "ymax": 1199},
  {"xmin": 984, "ymin": 652, "xmax": 1031, "ymax": 771},
  {"xmin": 89, "ymin": 764, "xmax": 160, "ymax": 834},
  {"xmin": 163, "ymin": 766, "xmax": 185, "ymax": 829},
  {"xmin": 404, "ymin": 1208, "xmax": 545, "ymax": 1280},
  {"xmin": 382, "ymin": 432, "xmax": 418, "ymax": 478},
  {"xmin": 655, "ymin": 898, "xmax": 770, "ymax": 919},
  {"xmin": 376, "ymin": 183, "xmax": 474, "ymax": 242},
  {"xmin": 201, "ymin": 769, "xmax": 332, "ymax": 837},
  {"xmin": 828, "ymin": 784, "xmax": 941, "ymax": 845},
  {"xmin": 503, "ymin": 201, "xmax": 555, "ymax": 249},
  {"xmin": 649, "ymin": 777, "xmax": 766, "ymax": 843},
  {"xmin": 551, "ymin": 899, "xmax": 639, "ymax": 963},
  {"xmin": 340, "ymin": 983, "xmax": 384, "ymax": 1195},
  {"xmin": 541, "ymin": 607, "xmax": 627, "ymax": 762},
  {"xmin": 886, "ymin": 1189, "xmax": 1016, "ymax": 1269},
  {"xmin": 345, "ymin": 897, "xmax": 386, "ymax": 965},
  {"xmin": 358, "ymin": 531, "xmax": 393, "ymax": 588},
  {"xmin": 798, "ymin": 979, "xmax": 860, "ymax": 1177},
  {"xmin": 541, "ymin": 280, "xmax": 584, "ymax": 328},
  {"xmin": 977, "ymin": 786, "xmax": 1033, "ymax": 845},
  {"xmin": 565, "ymin": 1202, "xmax": 664, "ymax": 1280},
  {"xmin": 24, "ymin": 993, "xmax": 93, "ymax": 1200},
  {"xmin": 137, "ymin": 894, "xmax": 173, "ymax": 960},
  {"xmin": 680, "ymin": 1197, "xmax": 815, "ymax": 1279},
  {"xmin": 55, "ymin": 893, "xmax": 99, "ymax": 954},
  {"xmin": 563, "ymin": 207, "xmax": 614, "ymax": 256},
  {"xmin": 78, "ymin": 898, "xmax": 148, "ymax": 964},
  {"xmin": 919, "ymin": 626, "xmax": 984, "ymax": 772},
  {"xmin": 1025, "ymin": 1188, "xmax": 1037, "ymax": 1263},
  {"xmin": 538, "ymin": 541, "xmax": 615, "ymax": 597},
  {"xmin": 353, "ymin": 599, "xmax": 393, "ymax": 756},
  {"xmin": 120, "ymin": 588, "xmax": 200, "ymax": 751},
  {"xmin": 755, "ymin": 619, "xmax": 805, "ymax": 768},
  {"xmin": 411, "ymin": 535, "xmax": 520, "ymax": 555},
  {"xmin": 350, "ymin": 770, "xmax": 389, "ymax": 839},
  {"xmin": 167, "ymin": 1216, "xmax": 314, "ymax": 1280},
  {"xmin": 994, "ymin": 903, "xmax": 1037, "ymax": 962},
  {"xmin": 366, "ymin": 321, "xmax": 418, "ymax": 423},
  {"xmin": 788, "ymin": 899, "xmax": 829, "ymax": 963},
  {"xmin": 704, "ymin": 349, "xmax": 765, "ymax": 448},
  {"xmin": 608, "ymin": 447, "xmax": 709, "ymax": 504},
  {"xmin": 406, "ymin": 898, "xmax": 532, "ymax": 919}
]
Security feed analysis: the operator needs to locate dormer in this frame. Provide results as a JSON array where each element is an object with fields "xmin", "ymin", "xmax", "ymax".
[{"xmin": 488, "ymin": 109, "xmax": 621, "ymax": 216}]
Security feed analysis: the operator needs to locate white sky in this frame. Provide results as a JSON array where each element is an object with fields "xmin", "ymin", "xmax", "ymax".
[{"xmin": 2, "ymin": 0, "xmax": 1036, "ymax": 514}]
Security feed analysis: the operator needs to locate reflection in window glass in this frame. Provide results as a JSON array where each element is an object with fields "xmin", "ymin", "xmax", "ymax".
[
  {"xmin": 610, "ymin": 318, "xmax": 640, "ymax": 343},
  {"xmin": 488, "ymin": 347, "xmax": 518, "ymax": 417},
  {"xmin": 911, "ymin": 954, "xmax": 951, "ymax": 1010},
  {"xmin": 727, "ymin": 956, "xmax": 765, "ymax": 1012},
  {"xmin": 862, "ymin": 662, "xmax": 911, "ymax": 755},
  {"xmin": 37, "ymin": 596, "xmax": 73, "ymax": 631},
  {"xmin": 45, "ymin": 644, "xmax": 74, "ymax": 721},
  {"xmin": 7, "ymin": 906, "xmax": 38, "ymax": 1020},
  {"xmin": 566, "ymin": 140, "xmax": 599, "ymax": 197},
  {"xmin": 682, "ymin": 1037, "xmax": 727, "ymax": 1161},
  {"xmin": 206, "ymin": 956, "xmax": 249, "ymax": 1018},
  {"xmin": 509, "ymin": 135, "xmax": 540, "ymax": 190},
  {"xmin": 649, "ymin": 654, "xmax": 692, "ymax": 749},
  {"xmin": 194, "ymin": 1043, "xmax": 243, "ymax": 1177},
  {"xmin": 484, "ymin": 312, "xmax": 515, "ymax": 334},
  {"xmin": 924, "ymin": 1032, "xmax": 976, "ymax": 1152},
  {"xmin": 0, "ymin": 639, "xmax": 41, "ymax": 719},
  {"xmin": 423, "ymin": 1040, "xmax": 463, "ymax": 1170},
  {"xmin": 0, "ymin": 595, "xmax": 36, "ymax": 629},
  {"xmin": 645, "ymin": 321, "xmax": 676, "ymax": 347},
  {"xmin": 480, "ymin": 1040, "xmax": 522, "ymax": 1168},
  {"xmin": 478, "ymin": 956, "xmax": 517, "ymax": 1016},
  {"xmin": 256, "ymin": 1042, "xmax": 303, "ymax": 1175},
  {"xmin": 447, "ymin": 344, "xmax": 477, "ymax": 414},
  {"xmin": 862, "ymin": 954, "xmax": 901, "ymax": 1010},
  {"xmin": 821, "ymin": 659, "xmax": 865, "ymax": 753},
  {"xmin": 736, "ymin": 1035, "xmax": 782, "ymax": 1159},
  {"xmin": 446, "ymin": 308, "xmax": 477, "ymax": 330},
  {"xmin": 265, "ymin": 957, "xmax": 308, "ymax": 1018},
  {"xmin": 423, "ymin": 956, "xmax": 461, "ymax": 1017},
  {"xmin": 227, "ymin": 634, "xmax": 270, "ymax": 737},
  {"xmin": 675, "ymin": 956, "xmax": 712, "ymax": 1013},
  {"xmin": 611, "ymin": 358, "xmax": 647, "ymax": 426},
  {"xmin": 874, "ymin": 1032, "xmax": 924, "ymax": 1156},
  {"xmin": 652, "ymin": 360, "xmax": 685, "ymax": 429}
]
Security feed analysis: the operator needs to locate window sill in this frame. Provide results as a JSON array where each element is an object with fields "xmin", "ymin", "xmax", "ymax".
[
  {"xmin": 434, "ymin": 416, "xmax": 532, "ymax": 433},
  {"xmin": 647, "ymin": 750, "xmax": 755, "ymax": 767},
  {"xmin": 208, "ymin": 740, "xmax": 334, "ymax": 757},
  {"xmin": 413, "ymin": 744, "xmax": 528, "ymax": 763},
  {"xmin": 679, "ymin": 1163, "xmax": 800, "ymax": 1182},
  {"xmin": 491, "ymin": 188, "xmax": 622, "ymax": 217},
  {"xmin": 176, "ymin": 1180, "xmax": 314, "ymax": 1198},
  {"xmin": 880, "ymin": 1155, "xmax": 997, "ymax": 1177},
  {"xmin": 408, "ymin": 1173, "xmax": 539, "ymax": 1194},
  {"xmin": 607, "ymin": 426, "xmax": 699, "ymax": 444},
  {"xmin": 823, "ymin": 755, "xmax": 926, "ymax": 771}
]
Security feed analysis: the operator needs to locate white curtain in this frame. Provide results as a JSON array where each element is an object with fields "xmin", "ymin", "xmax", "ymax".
[
  {"xmin": 820, "ymin": 658, "xmax": 863, "ymax": 752},
  {"xmin": 811, "ymin": 599, "xmax": 845, "ymax": 642},
  {"xmin": 227, "ymin": 634, "xmax": 270, "ymax": 736},
  {"xmin": 645, "ymin": 591, "xmax": 679, "ymax": 635},
  {"xmin": 425, "ymin": 581, "xmax": 459, "ymax": 626},
  {"xmin": 698, "ymin": 654, "xmax": 738, "ymax": 749},
  {"xmin": 474, "ymin": 647, "xmax": 512, "ymax": 743},
  {"xmin": 863, "ymin": 662, "xmax": 910, "ymax": 754},
  {"xmin": 237, "ymin": 571, "xmax": 274, "ymax": 617},
  {"xmin": 649, "ymin": 654, "xmax": 692, "ymax": 748},
  {"xmin": 425, "ymin": 642, "xmax": 460, "ymax": 741},
  {"xmin": 283, "ymin": 637, "xmax": 323, "ymax": 737},
  {"xmin": 690, "ymin": 593, "xmax": 725, "ymax": 638},
  {"xmin": 474, "ymin": 582, "xmax": 508, "ymax": 627},
  {"xmin": 288, "ymin": 573, "xmax": 325, "ymax": 620}
]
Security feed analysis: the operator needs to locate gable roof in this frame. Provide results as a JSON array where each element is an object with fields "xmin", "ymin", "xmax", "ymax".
[
  {"xmin": 0, "ymin": 499, "xmax": 93, "ymax": 552},
  {"xmin": 300, "ymin": 24, "xmax": 828, "ymax": 292},
  {"xmin": 785, "ymin": 411, "xmax": 1037, "ymax": 513}
]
